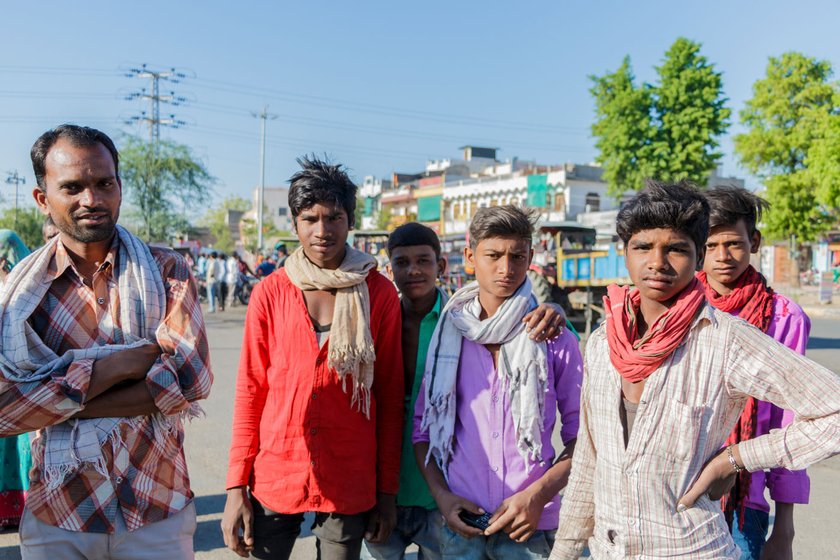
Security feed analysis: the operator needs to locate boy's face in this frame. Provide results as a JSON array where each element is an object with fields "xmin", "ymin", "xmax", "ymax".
[
  {"xmin": 295, "ymin": 202, "xmax": 350, "ymax": 270},
  {"xmin": 703, "ymin": 219, "xmax": 761, "ymax": 295},
  {"xmin": 624, "ymin": 228, "xmax": 701, "ymax": 306},
  {"xmin": 387, "ymin": 245, "xmax": 445, "ymax": 302},
  {"xmin": 466, "ymin": 236, "xmax": 532, "ymax": 301}
]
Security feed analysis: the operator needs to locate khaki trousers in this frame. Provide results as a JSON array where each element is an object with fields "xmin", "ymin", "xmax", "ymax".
[{"xmin": 20, "ymin": 502, "xmax": 196, "ymax": 560}]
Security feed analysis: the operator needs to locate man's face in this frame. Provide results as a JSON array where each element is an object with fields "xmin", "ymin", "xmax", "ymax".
[
  {"xmin": 33, "ymin": 138, "xmax": 121, "ymax": 246},
  {"xmin": 466, "ymin": 236, "xmax": 532, "ymax": 301},
  {"xmin": 703, "ymin": 219, "xmax": 760, "ymax": 295},
  {"xmin": 387, "ymin": 245, "xmax": 445, "ymax": 303},
  {"xmin": 295, "ymin": 202, "xmax": 350, "ymax": 269},
  {"xmin": 624, "ymin": 228, "xmax": 701, "ymax": 306}
]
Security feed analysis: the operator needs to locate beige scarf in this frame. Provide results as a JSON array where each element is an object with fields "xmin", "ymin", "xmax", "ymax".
[{"xmin": 284, "ymin": 245, "xmax": 378, "ymax": 416}]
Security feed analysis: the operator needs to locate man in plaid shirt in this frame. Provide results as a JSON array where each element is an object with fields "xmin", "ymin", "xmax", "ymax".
[{"xmin": 0, "ymin": 125, "xmax": 212, "ymax": 559}]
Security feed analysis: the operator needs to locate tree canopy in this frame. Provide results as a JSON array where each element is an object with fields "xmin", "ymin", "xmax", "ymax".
[
  {"xmin": 199, "ymin": 196, "xmax": 252, "ymax": 254},
  {"xmin": 590, "ymin": 38, "xmax": 730, "ymax": 197},
  {"xmin": 0, "ymin": 206, "xmax": 45, "ymax": 250},
  {"xmin": 734, "ymin": 52, "xmax": 839, "ymax": 241},
  {"xmin": 120, "ymin": 136, "xmax": 214, "ymax": 242}
]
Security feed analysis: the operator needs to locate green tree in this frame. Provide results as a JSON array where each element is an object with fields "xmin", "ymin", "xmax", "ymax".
[
  {"xmin": 375, "ymin": 204, "xmax": 393, "ymax": 230},
  {"xmin": 240, "ymin": 205, "xmax": 282, "ymax": 254},
  {"xmin": 590, "ymin": 57, "xmax": 656, "ymax": 197},
  {"xmin": 734, "ymin": 52, "xmax": 838, "ymax": 241},
  {"xmin": 805, "ymin": 91, "xmax": 840, "ymax": 213},
  {"xmin": 120, "ymin": 136, "xmax": 214, "ymax": 242},
  {"xmin": 650, "ymin": 38, "xmax": 730, "ymax": 183},
  {"xmin": 199, "ymin": 196, "xmax": 251, "ymax": 253},
  {"xmin": 0, "ymin": 206, "xmax": 45, "ymax": 250},
  {"xmin": 590, "ymin": 38, "xmax": 730, "ymax": 197}
]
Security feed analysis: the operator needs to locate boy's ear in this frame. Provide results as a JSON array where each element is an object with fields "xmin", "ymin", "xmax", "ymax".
[
  {"xmin": 464, "ymin": 245, "xmax": 475, "ymax": 268},
  {"xmin": 696, "ymin": 247, "xmax": 706, "ymax": 272},
  {"xmin": 437, "ymin": 256, "xmax": 447, "ymax": 277},
  {"xmin": 750, "ymin": 230, "xmax": 762, "ymax": 254},
  {"xmin": 385, "ymin": 263, "xmax": 394, "ymax": 281}
]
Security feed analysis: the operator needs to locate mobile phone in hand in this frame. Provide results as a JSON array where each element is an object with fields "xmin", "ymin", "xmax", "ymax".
[{"xmin": 458, "ymin": 510, "xmax": 492, "ymax": 530}]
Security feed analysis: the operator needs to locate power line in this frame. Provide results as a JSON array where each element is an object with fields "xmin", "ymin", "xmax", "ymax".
[
  {"xmin": 124, "ymin": 64, "xmax": 188, "ymax": 144},
  {"xmin": 4, "ymin": 171, "xmax": 26, "ymax": 229}
]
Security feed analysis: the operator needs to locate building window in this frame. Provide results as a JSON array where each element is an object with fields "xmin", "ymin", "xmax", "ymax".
[
  {"xmin": 554, "ymin": 193, "xmax": 565, "ymax": 212},
  {"xmin": 585, "ymin": 193, "xmax": 600, "ymax": 212},
  {"xmin": 278, "ymin": 207, "xmax": 288, "ymax": 216}
]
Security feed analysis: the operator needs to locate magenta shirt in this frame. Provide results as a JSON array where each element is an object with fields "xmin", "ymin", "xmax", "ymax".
[
  {"xmin": 413, "ymin": 329, "xmax": 583, "ymax": 530},
  {"xmin": 739, "ymin": 294, "xmax": 811, "ymax": 512}
]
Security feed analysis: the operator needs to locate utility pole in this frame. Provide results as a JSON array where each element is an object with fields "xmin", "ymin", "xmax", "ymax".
[
  {"xmin": 251, "ymin": 106, "xmax": 277, "ymax": 253},
  {"xmin": 125, "ymin": 64, "xmax": 188, "ymax": 146},
  {"xmin": 4, "ymin": 171, "xmax": 25, "ymax": 230}
]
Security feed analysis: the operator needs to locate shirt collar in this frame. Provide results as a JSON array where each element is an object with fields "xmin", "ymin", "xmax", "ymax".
[
  {"xmin": 49, "ymin": 235, "xmax": 118, "ymax": 283},
  {"xmin": 689, "ymin": 301, "xmax": 717, "ymax": 331}
]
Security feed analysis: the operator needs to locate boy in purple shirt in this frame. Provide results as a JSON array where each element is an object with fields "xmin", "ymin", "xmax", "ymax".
[
  {"xmin": 413, "ymin": 206, "xmax": 582, "ymax": 560},
  {"xmin": 698, "ymin": 186, "xmax": 810, "ymax": 560}
]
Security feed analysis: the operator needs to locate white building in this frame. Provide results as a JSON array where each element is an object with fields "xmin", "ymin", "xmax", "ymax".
[
  {"xmin": 442, "ymin": 163, "xmax": 618, "ymax": 235},
  {"xmin": 244, "ymin": 186, "xmax": 292, "ymax": 233}
]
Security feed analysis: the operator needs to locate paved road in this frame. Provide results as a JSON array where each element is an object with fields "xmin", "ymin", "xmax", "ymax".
[{"xmin": 0, "ymin": 310, "xmax": 837, "ymax": 559}]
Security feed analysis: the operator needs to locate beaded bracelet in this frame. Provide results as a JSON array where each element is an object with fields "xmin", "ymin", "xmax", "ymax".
[{"xmin": 726, "ymin": 445, "xmax": 743, "ymax": 473}]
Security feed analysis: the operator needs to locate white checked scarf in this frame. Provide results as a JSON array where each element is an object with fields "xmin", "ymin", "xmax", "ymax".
[
  {"xmin": 420, "ymin": 278, "xmax": 548, "ymax": 479},
  {"xmin": 284, "ymin": 245, "xmax": 378, "ymax": 416},
  {"xmin": 0, "ymin": 225, "xmax": 168, "ymax": 489}
]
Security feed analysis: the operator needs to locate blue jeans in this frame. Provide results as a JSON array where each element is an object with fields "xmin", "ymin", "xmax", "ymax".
[
  {"xmin": 438, "ymin": 523, "xmax": 555, "ymax": 560},
  {"xmin": 731, "ymin": 508, "xmax": 770, "ymax": 560},
  {"xmin": 361, "ymin": 506, "xmax": 442, "ymax": 560}
]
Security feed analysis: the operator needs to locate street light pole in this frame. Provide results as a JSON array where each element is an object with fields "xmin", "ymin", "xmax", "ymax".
[
  {"xmin": 5, "ymin": 171, "xmax": 25, "ymax": 230},
  {"xmin": 252, "ymin": 106, "xmax": 277, "ymax": 253}
]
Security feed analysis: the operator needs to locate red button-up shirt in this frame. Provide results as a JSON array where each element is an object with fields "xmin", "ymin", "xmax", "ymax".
[{"xmin": 226, "ymin": 268, "xmax": 403, "ymax": 515}]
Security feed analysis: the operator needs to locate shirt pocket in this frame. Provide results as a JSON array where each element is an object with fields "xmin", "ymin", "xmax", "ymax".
[{"xmin": 652, "ymin": 399, "xmax": 707, "ymax": 462}]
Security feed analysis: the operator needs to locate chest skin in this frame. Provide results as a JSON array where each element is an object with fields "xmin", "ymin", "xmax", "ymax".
[
  {"xmin": 622, "ymin": 378, "xmax": 646, "ymax": 404},
  {"xmin": 302, "ymin": 289, "xmax": 336, "ymax": 329}
]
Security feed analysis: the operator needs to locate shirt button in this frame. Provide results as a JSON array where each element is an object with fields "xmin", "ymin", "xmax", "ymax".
[
  {"xmin": 315, "ymin": 357, "xmax": 323, "ymax": 365},
  {"xmin": 311, "ymin": 460, "xmax": 316, "ymax": 466},
  {"xmin": 311, "ymin": 428, "xmax": 317, "ymax": 435},
  {"xmin": 312, "ymin": 393, "xmax": 317, "ymax": 400},
  {"xmin": 492, "ymin": 431, "xmax": 499, "ymax": 438},
  {"xmin": 491, "ymin": 466, "xmax": 498, "ymax": 472},
  {"xmin": 492, "ymin": 395, "xmax": 499, "ymax": 403},
  {"xmin": 114, "ymin": 476, "xmax": 123, "ymax": 484},
  {"xmin": 628, "ymin": 519, "xmax": 637, "ymax": 527},
  {"xmin": 97, "ymin": 297, "xmax": 105, "ymax": 305}
]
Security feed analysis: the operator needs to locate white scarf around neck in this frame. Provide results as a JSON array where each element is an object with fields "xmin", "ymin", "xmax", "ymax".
[
  {"xmin": 284, "ymin": 245, "xmax": 378, "ymax": 416},
  {"xmin": 420, "ymin": 277, "xmax": 548, "ymax": 479}
]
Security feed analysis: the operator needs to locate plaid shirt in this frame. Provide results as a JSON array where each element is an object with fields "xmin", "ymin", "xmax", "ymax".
[
  {"xmin": 551, "ymin": 303, "xmax": 840, "ymax": 559},
  {"xmin": 0, "ymin": 238, "xmax": 212, "ymax": 533}
]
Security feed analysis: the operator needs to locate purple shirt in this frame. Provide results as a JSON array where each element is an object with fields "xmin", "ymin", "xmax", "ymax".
[
  {"xmin": 413, "ymin": 329, "xmax": 583, "ymax": 530},
  {"xmin": 740, "ymin": 294, "xmax": 811, "ymax": 512}
]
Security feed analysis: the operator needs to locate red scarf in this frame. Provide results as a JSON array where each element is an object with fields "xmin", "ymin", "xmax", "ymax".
[
  {"xmin": 604, "ymin": 278, "xmax": 706, "ymax": 383},
  {"xmin": 697, "ymin": 266, "xmax": 775, "ymax": 530}
]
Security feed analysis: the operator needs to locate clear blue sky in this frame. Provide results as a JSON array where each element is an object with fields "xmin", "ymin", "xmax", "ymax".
[{"xmin": 2, "ymin": 0, "xmax": 839, "ymax": 214}]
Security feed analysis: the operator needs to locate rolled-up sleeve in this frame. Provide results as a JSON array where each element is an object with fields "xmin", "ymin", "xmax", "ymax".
[
  {"xmin": 725, "ymin": 321, "xmax": 840, "ymax": 473},
  {"xmin": 146, "ymin": 251, "xmax": 213, "ymax": 416}
]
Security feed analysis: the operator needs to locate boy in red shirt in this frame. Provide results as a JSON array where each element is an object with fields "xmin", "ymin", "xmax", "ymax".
[{"xmin": 222, "ymin": 157, "xmax": 404, "ymax": 560}]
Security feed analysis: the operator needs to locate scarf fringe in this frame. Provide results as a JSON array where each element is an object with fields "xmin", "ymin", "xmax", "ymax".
[{"xmin": 43, "ymin": 405, "xmax": 203, "ymax": 491}]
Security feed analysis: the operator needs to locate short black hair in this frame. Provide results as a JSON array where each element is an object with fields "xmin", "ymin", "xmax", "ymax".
[
  {"xmin": 705, "ymin": 185, "xmax": 769, "ymax": 237},
  {"xmin": 31, "ymin": 124, "xmax": 119, "ymax": 190},
  {"xmin": 469, "ymin": 205, "xmax": 538, "ymax": 250},
  {"xmin": 387, "ymin": 222, "xmax": 441, "ymax": 258},
  {"xmin": 287, "ymin": 155, "xmax": 357, "ymax": 228},
  {"xmin": 616, "ymin": 179, "xmax": 710, "ymax": 252}
]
